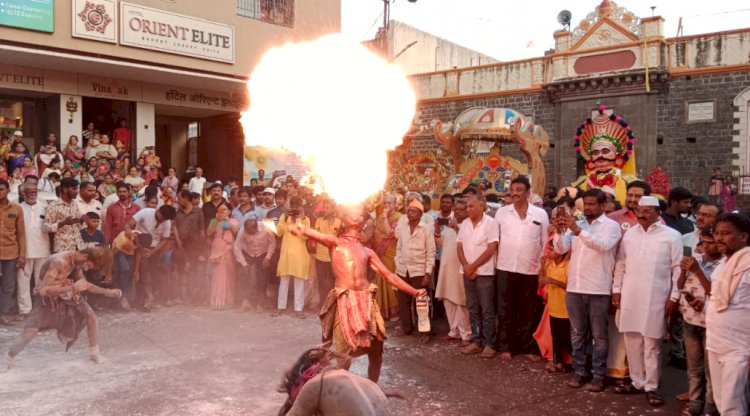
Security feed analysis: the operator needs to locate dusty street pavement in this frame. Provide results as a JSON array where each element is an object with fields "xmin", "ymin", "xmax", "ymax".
[{"xmin": 0, "ymin": 306, "xmax": 685, "ymax": 416}]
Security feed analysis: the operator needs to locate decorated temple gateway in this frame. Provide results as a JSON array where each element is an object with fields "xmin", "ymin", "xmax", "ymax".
[
  {"xmin": 389, "ymin": 107, "xmax": 550, "ymax": 199},
  {"xmin": 391, "ymin": 0, "xmax": 750, "ymax": 209}
]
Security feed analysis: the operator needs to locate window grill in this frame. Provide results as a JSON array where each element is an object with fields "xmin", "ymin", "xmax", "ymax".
[{"xmin": 237, "ymin": 0, "xmax": 294, "ymax": 28}]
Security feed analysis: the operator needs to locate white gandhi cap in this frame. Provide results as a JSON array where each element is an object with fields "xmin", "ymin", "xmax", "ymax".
[{"xmin": 638, "ymin": 196, "xmax": 660, "ymax": 207}]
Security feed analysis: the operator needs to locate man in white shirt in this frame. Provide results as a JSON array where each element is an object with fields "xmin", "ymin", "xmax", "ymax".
[
  {"xmin": 395, "ymin": 199, "xmax": 436, "ymax": 344},
  {"xmin": 705, "ymin": 213, "xmax": 750, "ymax": 416},
  {"xmin": 554, "ymin": 189, "xmax": 620, "ymax": 392},
  {"xmin": 17, "ymin": 183, "xmax": 50, "ymax": 317},
  {"xmin": 127, "ymin": 205, "xmax": 177, "ymax": 309},
  {"xmin": 457, "ymin": 194, "xmax": 500, "ymax": 359},
  {"xmin": 612, "ymin": 196, "xmax": 682, "ymax": 406},
  {"xmin": 494, "ymin": 177, "xmax": 548, "ymax": 361},
  {"xmin": 75, "ymin": 181, "xmax": 103, "ymax": 227},
  {"xmin": 188, "ymin": 167, "xmax": 207, "ymax": 207}
]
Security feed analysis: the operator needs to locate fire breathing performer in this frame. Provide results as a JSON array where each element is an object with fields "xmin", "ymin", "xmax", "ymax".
[
  {"xmin": 287, "ymin": 207, "xmax": 427, "ymax": 383},
  {"xmin": 1, "ymin": 247, "xmax": 122, "ymax": 372}
]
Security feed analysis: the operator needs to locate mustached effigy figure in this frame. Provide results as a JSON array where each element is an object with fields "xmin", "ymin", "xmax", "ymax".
[
  {"xmin": 277, "ymin": 344, "xmax": 395, "ymax": 416},
  {"xmin": 287, "ymin": 207, "xmax": 427, "ymax": 384},
  {"xmin": 1, "ymin": 247, "xmax": 122, "ymax": 372},
  {"xmin": 571, "ymin": 104, "xmax": 638, "ymax": 204}
]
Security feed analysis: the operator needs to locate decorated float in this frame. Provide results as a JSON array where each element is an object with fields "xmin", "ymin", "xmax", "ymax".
[{"xmin": 389, "ymin": 107, "xmax": 551, "ymax": 198}]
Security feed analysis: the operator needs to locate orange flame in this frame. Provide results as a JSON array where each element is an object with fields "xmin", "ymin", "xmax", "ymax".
[
  {"xmin": 240, "ymin": 34, "xmax": 416, "ymax": 206},
  {"xmin": 262, "ymin": 218, "xmax": 278, "ymax": 236}
]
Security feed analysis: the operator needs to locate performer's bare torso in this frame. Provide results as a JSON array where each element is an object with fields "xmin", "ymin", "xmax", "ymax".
[
  {"xmin": 329, "ymin": 235, "xmax": 374, "ymax": 292},
  {"xmin": 291, "ymin": 213, "xmax": 421, "ymax": 298}
]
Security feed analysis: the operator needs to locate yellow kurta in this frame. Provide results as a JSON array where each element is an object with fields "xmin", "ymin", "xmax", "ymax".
[{"xmin": 276, "ymin": 213, "xmax": 311, "ymax": 279}]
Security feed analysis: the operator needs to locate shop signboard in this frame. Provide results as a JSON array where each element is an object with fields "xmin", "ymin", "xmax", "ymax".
[
  {"xmin": 0, "ymin": 0, "xmax": 54, "ymax": 32},
  {"xmin": 120, "ymin": 2, "xmax": 235, "ymax": 63}
]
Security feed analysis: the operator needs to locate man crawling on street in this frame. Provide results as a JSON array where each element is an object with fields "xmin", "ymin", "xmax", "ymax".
[{"xmin": 288, "ymin": 207, "xmax": 427, "ymax": 383}]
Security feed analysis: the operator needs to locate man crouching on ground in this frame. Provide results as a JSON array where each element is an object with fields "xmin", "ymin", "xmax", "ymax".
[{"xmin": 2, "ymin": 247, "xmax": 121, "ymax": 371}]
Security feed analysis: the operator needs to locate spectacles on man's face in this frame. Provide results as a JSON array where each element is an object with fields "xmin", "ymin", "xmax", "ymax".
[{"xmin": 635, "ymin": 208, "xmax": 658, "ymax": 215}]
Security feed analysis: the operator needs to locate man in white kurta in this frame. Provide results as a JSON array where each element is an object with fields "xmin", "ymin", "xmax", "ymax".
[
  {"xmin": 435, "ymin": 199, "xmax": 471, "ymax": 344},
  {"xmin": 613, "ymin": 196, "xmax": 682, "ymax": 399},
  {"xmin": 705, "ymin": 214, "xmax": 750, "ymax": 416},
  {"xmin": 18, "ymin": 183, "xmax": 50, "ymax": 316}
]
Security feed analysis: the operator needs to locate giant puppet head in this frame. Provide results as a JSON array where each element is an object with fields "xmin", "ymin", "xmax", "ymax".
[{"xmin": 574, "ymin": 104, "xmax": 636, "ymax": 189}]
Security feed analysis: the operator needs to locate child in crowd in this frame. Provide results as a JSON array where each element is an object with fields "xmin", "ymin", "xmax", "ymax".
[
  {"xmin": 96, "ymin": 158, "xmax": 111, "ymax": 179},
  {"xmin": 539, "ymin": 208, "xmax": 572, "ymax": 373},
  {"xmin": 81, "ymin": 212, "xmax": 106, "ymax": 248},
  {"xmin": 42, "ymin": 157, "xmax": 62, "ymax": 179},
  {"xmin": 80, "ymin": 212, "xmax": 110, "ymax": 310}
]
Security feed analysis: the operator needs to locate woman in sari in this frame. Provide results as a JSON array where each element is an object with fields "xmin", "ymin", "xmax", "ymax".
[
  {"xmin": 207, "ymin": 204, "xmax": 239, "ymax": 309},
  {"xmin": 64, "ymin": 135, "xmax": 85, "ymax": 168},
  {"xmin": 5, "ymin": 141, "xmax": 29, "ymax": 177},
  {"xmin": 373, "ymin": 194, "xmax": 400, "ymax": 321}
]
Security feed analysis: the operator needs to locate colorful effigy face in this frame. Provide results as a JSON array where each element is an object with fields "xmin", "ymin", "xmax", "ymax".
[{"xmin": 588, "ymin": 140, "xmax": 618, "ymax": 172}]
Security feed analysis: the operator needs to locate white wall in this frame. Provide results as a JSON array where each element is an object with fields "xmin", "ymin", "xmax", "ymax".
[
  {"xmin": 59, "ymin": 95, "xmax": 82, "ymax": 146},
  {"xmin": 136, "ymin": 102, "xmax": 155, "ymax": 154},
  {"xmin": 388, "ymin": 21, "xmax": 499, "ymax": 75}
]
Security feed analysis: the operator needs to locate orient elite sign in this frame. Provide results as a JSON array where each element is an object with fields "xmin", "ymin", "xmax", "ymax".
[{"xmin": 120, "ymin": 2, "xmax": 235, "ymax": 63}]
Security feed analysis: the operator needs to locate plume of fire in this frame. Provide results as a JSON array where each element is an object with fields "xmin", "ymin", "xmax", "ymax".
[
  {"xmin": 263, "ymin": 218, "xmax": 279, "ymax": 236},
  {"xmin": 240, "ymin": 34, "xmax": 416, "ymax": 207}
]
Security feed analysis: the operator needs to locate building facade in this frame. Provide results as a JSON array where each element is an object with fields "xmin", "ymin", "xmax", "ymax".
[
  {"xmin": 0, "ymin": 0, "xmax": 339, "ymax": 181},
  {"xmin": 404, "ymin": 0, "xmax": 750, "ymax": 202}
]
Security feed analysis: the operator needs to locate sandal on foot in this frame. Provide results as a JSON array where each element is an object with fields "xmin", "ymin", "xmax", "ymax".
[
  {"xmin": 614, "ymin": 383, "xmax": 643, "ymax": 395},
  {"xmin": 646, "ymin": 391, "xmax": 664, "ymax": 407}
]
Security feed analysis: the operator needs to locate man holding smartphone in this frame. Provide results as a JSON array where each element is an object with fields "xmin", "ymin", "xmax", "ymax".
[
  {"xmin": 43, "ymin": 178, "xmax": 85, "ymax": 253},
  {"xmin": 677, "ymin": 227, "xmax": 721, "ymax": 416}
]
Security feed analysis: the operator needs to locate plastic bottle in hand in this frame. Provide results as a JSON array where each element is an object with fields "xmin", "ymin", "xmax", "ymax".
[{"xmin": 416, "ymin": 297, "xmax": 430, "ymax": 332}]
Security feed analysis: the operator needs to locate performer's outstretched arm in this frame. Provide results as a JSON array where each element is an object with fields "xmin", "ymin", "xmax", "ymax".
[
  {"xmin": 366, "ymin": 248, "xmax": 425, "ymax": 298},
  {"xmin": 289, "ymin": 223, "xmax": 337, "ymax": 248}
]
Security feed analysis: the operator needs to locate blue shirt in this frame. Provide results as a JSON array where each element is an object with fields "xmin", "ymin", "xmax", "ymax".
[
  {"xmin": 232, "ymin": 205, "xmax": 258, "ymax": 225},
  {"xmin": 80, "ymin": 228, "xmax": 107, "ymax": 249}
]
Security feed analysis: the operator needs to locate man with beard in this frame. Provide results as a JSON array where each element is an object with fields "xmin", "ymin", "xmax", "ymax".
[
  {"xmin": 612, "ymin": 196, "xmax": 682, "ymax": 407},
  {"xmin": 683, "ymin": 201, "xmax": 722, "ymax": 251},
  {"xmin": 287, "ymin": 208, "xmax": 427, "ymax": 382},
  {"xmin": 705, "ymin": 213, "xmax": 750, "ymax": 415},
  {"xmin": 608, "ymin": 181, "xmax": 651, "ymax": 235},
  {"xmin": 553, "ymin": 189, "xmax": 620, "ymax": 392}
]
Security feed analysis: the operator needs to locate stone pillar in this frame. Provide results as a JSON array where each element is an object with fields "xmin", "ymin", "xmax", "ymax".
[
  {"xmin": 554, "ymin": 30, "xmax": 571, "ymax": 53},
  {"xmin": 59, "ymin": 95, "xmax": 82, "ymax": 145},
  {"xmin": 641, "ymin": 16, "xmax": 664, "ymax": 39},
  {"xmin": 135, "ymin": 102, "xmax": 155, "ymax": 155}
]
